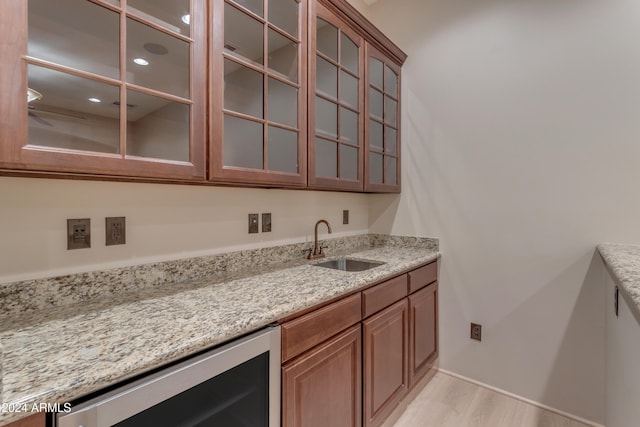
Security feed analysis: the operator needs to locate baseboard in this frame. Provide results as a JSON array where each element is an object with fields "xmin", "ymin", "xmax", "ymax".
[{"xmin": 438, "ymin": 369, "xmax": 604, "ymax": 427}]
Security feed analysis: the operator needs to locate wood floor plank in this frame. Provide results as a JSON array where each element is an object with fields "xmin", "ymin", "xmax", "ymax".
[{"xmin": 392, "ymin": 372, "xmax": 593, "ymax": 427}]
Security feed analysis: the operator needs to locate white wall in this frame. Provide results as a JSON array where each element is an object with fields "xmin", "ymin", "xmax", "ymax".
[
  {"xmin": 358, "ymin": 0, "xmax": 640, "ymax": 423},
  {"xmin": 0, "ymin": 177, "xmax": 368, "ymax": 284}
]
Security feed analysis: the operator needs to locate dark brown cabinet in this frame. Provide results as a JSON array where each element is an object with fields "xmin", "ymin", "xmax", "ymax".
[
  {"xmin": 363, "ymin": 299, "xmax": 409, "ymax": 427},
  {"xmin": 281, "ymin": 259, "xmax": 439, "ymax": 427},
  {"xmin": 308, "ymin": 1, "xmax": 365, "ymax": 191},
  {"xmin": 0, "ymin": 0, "xmax": 207, "ymax": 180},
  {"xmin": 282, "ymin": 325, "xmax": 362, "ymax": 427},
  {"xmin": 409, "ymin": 282, "xmax": 438, "ymax": 387},
  {"xmin": 364, "ymin": 42, "xmax": 401, "ymax": 193},
  {"xmin": 4, "ymin": 413, "xmax": 46, "ymax": 427},
  {"xmin": 209, "ymin": 0, "xmax": 309, "ymax": 186}
]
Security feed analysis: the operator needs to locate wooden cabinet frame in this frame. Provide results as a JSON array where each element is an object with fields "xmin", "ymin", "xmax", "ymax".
[
  {"xmin": 364, "ymin": 43, "xmax": 401, "ymax": 193},
  {"xmin": 0, "ymin": 0, "xmax": 207, "ymax": 180},
  {"xmin": 307, "ymin": 1, "xmax": 365, "ymax": 191},
  {"xmin": 209, "ymin": 0, "xmax": 309, "ymax": 187}
]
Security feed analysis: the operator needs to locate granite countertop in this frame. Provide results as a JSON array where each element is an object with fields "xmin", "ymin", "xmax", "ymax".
[
  {"xmin": 598, "ymin": 243, "xmax": 640, "ymax": 320},
  {"xmin": 0, "ymin": 234, "xmax": 439, "ymax": 426}
]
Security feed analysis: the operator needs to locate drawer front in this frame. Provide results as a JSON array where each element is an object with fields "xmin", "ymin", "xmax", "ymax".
[
  {"xmin": 281, "ymin": 293, "xmax": 362, "ymax": 363},
  {"xmin": 362, "ymin": 274, "xmax": 408, "ymax": 318},
  {"xmin": 408, "ymin": 261, "xmax": 438, "ymax": 294}
]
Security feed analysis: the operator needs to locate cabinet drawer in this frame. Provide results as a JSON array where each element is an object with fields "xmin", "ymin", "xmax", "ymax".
[
  {"xmin": 281, "ymin": 293, "xmax": 362, "ymax": 363},
  {"xmin": 408, "ymin": 261, "xmax": 438, "ymax": 294},
  {"xmin": 362, "ymin": 274, "xmax": 408, "ymax": 318}
]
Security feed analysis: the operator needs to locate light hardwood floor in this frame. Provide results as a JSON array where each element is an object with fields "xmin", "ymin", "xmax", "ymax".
[{"xmin": 392, "ymin": 372, "xmax": 593, "ymax": 427}]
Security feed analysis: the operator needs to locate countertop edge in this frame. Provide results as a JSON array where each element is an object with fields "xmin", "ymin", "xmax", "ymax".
[{"xmin": 597, "ymin": 243, "xmax": 640, "ymax": 324}]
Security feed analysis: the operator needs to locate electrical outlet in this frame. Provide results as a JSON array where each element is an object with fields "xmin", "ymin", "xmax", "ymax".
[
  {"xmin": 470, "ymin": 323, "xmax": 482, "ymax": 341},
  {"xmin": 343, "ymin": 210, "xmax": 349, "ymax": 225},
  {"xmin": 67, "ymin": 218, "xmax": 91, "ymax": 250},
  {"xmin": 262, "ymin": 213, "xmax": 272, "ymax": 232},
  {"xmin": 106, "ymin": 217, "xmax": 126, "ymax": 246},
  {"xmin": 248, "ymin": 213, "xmax": 259, "ymax": 234}
]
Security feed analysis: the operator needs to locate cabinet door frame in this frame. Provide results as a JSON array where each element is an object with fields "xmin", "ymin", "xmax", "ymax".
[
  {"xmin": 363, "ymin": 298, "xmax": 409, "ymax": 427},
  {"xmin": 210, "ymin": 0, "xmax": 308, "ymax": 187},
  {"xmin": 307, "ymin": 1, "xmax": 365, "ymax": 192},
  {"xmin": 364, "ymin": 42, "xmax": 401, "ymax": 193},
  {"xmin": 0, "ymin": 0, "xmax": 207, "ymax": 181},
  {"xmin": 282, "ymin": 324, "xmax": 362, "ymax": 427},
  {"xmin": 408, "ymin": 281, "xmax": 439, "ymax": 387}
]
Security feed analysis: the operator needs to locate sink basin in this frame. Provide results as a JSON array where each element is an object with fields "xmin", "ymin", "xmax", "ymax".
[{"xmin": 313, "ymin": 258, "xmax": 385, "ymax": 272}]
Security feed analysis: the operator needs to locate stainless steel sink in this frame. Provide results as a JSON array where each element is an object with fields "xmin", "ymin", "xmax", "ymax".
[{"xmin": 313, "ymin": 258, "xmax": 385, "ymax": 272}]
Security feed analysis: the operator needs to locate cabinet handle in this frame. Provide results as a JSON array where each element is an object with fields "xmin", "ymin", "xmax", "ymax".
[{"xmin": 615, "ymin": 286, "xmax": 619, "ymax": 317}]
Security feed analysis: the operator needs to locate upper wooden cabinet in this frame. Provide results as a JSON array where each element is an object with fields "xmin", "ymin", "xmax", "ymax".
[
  {"xmin": 0, "ymin": 0, "xmax": 207, "ymax": 180},
  {"xmin": 308, "ymin": 1, "xmax": 365, "ymax": 191},
  {"xmin": 0, "ymin": 0, "xmax": 405, "ymax": 191},
  {"xmin": 210, "ymin": 0, "xmax": 308, "ymax": 186},
  {"xmin": 365, "ymin": 42, "xmax": 401, "ymax": 192}
]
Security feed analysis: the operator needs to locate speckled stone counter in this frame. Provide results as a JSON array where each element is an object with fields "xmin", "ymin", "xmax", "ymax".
[
  {"xmin": 0, "ymin": 234, "xmax": 438, "ymax": 426},
  {"xmin": 598, "ymin": 243, "xmax": 640, "ymax": 321}
]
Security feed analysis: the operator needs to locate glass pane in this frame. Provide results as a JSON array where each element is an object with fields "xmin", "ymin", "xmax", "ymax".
[
  {"xmin": 340, "ymin": 108, "xmax": 358, "ymax": 144},
  {"xmin": 224, "ymin": 59, "xmax": 264, "ymax": 119},
  {"xmin": 224, "ymin": 115, "xmax": 264, "ymax": 169},
  {"xmin": 127, "ymin": 19, "xmax": 190, "ymax": 98},
  {"xmin": 28, "ymin": 0, "xmax": 119, "ymax": 79},
  {"xmin": 268, "ymin": 126, "xmax": 298, "ymax": 173},
  {"xmin": 27, "ymin": 65, "xmax": 120, "ymax": 153},
  {"xmin": 385, "ymin": 65, "xmax": 398, "ymax": 98},
  {"xmin": 230, "ymin": 0, "xmax": 263, "ymax": 17},
  {"xmin": 384, "ymin": 127, "xmax": 397, "ymax": 155},
  {"xmin": 316, "ymin": 57, "xmax": 338, "ymax": 99},
  {"xmin": 385, "ymin": 156, "xmax": 397, "ymax": 185},
  {"xmin": 128, "ymin": 0, "xmax": 191, "ymax": 36},
  {"xmin": 341, "ymin": 33, "xmax": 359, "ymax": 74},
  {"xmin": 316, "ymin": 138, "xmax": 337, "ymax": 178},
  {"xmin": 225, "ymin": 3, "xmax": 264, "ymax": 66},
  {"xmin": 340, "ymin": 145, "xmax": 358, "ymax": 180},
  {"xmin": 316, "ymin": 19, "xmax": 338, "ymax": 61},
  {"xmin": 369, "ymin": 57, "xmax": 384, "ymax": 89},
  {"xmin": 369, "ymin": 120, "xmax": 383, "ymax": 151},
  {"xmin": 102, "ymin": 0, "xmax": 120, "ymax": 6},
  {"xmin": 340, "ymin": 71, "xmax": 358, "ymax": 109},
  {"xmin": 268, "ymin": 29, "xmax": 298, "ymax": 82},
  {"xmin": 385, "ymin": 96, "xmax": 397, "ymax": 126},
  {"xmin": 114, "ymin": 353, "xmax": 269, "ymax": 427},
  {"xmin": 369, "ymin": 153, "xmax": 383, "ymax": 184},
  {"xmin": 268, "ymin": 78, "xmax": 297, "ymax": 128},
  {"xmin": 369, "ymin": 88, "xmax": 383, "ymax": 121},
  {"xmin": 269, "ymin": 0, "xmax": 298, "ymax": 37},
  {"xmin": 315, "ymin": 97, "xmax": 338, "ymax": 139},
  {"xmin": 126, "ymin": 91, "xmax": 190, "ymax": 162}
]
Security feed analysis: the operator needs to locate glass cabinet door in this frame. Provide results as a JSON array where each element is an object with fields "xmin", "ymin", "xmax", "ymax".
[
  {"xmin": 365, "ymin": 42, "xmax": 401, "ymax": 192},
  {"xmin": 0, "ymin": 0, "xmax": 206, "ymax": 179},
  {"xmin": 308, "ymin": 2, "xmax": 364, "ymax": 191},
  {"xmin": 210, "ymin": 0, "xmax": 307, "ymax": 186}
]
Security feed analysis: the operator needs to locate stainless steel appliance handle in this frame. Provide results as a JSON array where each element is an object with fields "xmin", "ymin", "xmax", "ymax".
[{"xmin": 57, "ymin": 325, "xmax": 281, "ymax": 427}]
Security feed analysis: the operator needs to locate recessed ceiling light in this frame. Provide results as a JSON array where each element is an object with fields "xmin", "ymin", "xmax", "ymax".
[
  {"xmin": 88, "ymin": 98, "xmax": 102, "ymax": 103},
  {"xmin": 182, "ymin": 14, "xmax": 190, "ymax": 25},
  {"xmin": 133, "ymin": 58, "xmax": 149, "ymax": 66}
]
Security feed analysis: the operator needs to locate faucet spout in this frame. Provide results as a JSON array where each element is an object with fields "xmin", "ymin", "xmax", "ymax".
[{"xmin": 309, "ymin": 219, "xmax": 332, "ymax": 259}]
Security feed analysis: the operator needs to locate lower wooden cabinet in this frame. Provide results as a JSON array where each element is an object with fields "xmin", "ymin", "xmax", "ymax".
[
  {"xmin": 363, "ymin": 299, "xmax": 409, "ymax": 427},
  {"xmin": 4, "ymin": 413, "xmax": 46, "ymax": 427},
  {"xmin": 282, "ymin": 325, "xmax": 362, "ymax": 427},
  {"xmin": 281, "ymin": 259, "xmax": 439, "ymax": 427},
  {"xmin": 409, "ymin": 281, "xmax": 438, "ymax": 387}
]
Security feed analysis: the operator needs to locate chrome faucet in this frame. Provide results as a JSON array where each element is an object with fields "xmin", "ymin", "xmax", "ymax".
[{"xmin": 307, "ymin": 219, "xmax": 332, "ymax": 259}]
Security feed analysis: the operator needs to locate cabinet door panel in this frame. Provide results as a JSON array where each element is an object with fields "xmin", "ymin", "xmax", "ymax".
[
  {"xmin": 363, "ymin": 299, "xmax": 409, "ymax": 427},
  {"xmin": 409, "ymin": 282, "xmax": 438, "ymax": 387},
  {"xmin": 282, "ymin": 325, "xmax": 362, "ymax": 427},
  {"xmin": 364, "ymin": 42, "xmax": 401, "ymax": 192},
  {"xmin": 308, "ymin": 2, "xmax": 364, "ymax": 191}
]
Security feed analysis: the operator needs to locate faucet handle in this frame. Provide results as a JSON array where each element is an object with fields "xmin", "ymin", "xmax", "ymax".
[
  {"xmin": 319, "ymin": 242, "xmax": 328, "ymax": 254},
  {"xmin": 303, "ymin": 248, "xmax": 313, "ymax": 259}
]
